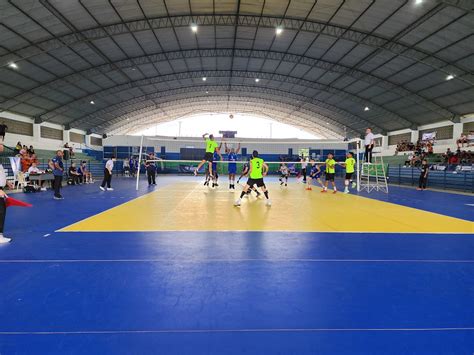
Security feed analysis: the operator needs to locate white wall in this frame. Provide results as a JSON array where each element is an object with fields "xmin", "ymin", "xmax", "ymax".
[
  {"xmin": 381, "ymin": 114, "xmax": 474, "ymax": 156},
  {"xmin": 0, "ymin": 111, "xmax": 102, "ymax": 151}
]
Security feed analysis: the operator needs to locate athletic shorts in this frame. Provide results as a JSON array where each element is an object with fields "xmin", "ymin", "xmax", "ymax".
[
  {"xmin": 280, "ymin": 173, "xmax": 288, "ymax": 178},
  {"xmin": 204, "ymin": 152, "xmax": 214, "ymax": 162},
  {"xmin": 212, "ymin": 163, "xmax": 217, "ymax": 172},
  {"xmin": 228, "ymin": 164, "xmax": 237, "ymax": 174},
  {"xmin": 345, "ymin": 172, "xmax": 354, "ymax": 180},
  {"xmin": 247, "ymin": 178, "xmax": 265, "ymax": 188},
  {"xmin": 325, "ymin": 173, "xmax": 335, "ymax": 181},
  {"xmin": 310, "ymin": 172, "xmax": 321, "ymax": 179}
]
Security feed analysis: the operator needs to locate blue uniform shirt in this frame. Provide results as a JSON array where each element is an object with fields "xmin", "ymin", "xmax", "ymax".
[{"xmin": 51, "ymin": 156, "xmax": 64, "ymax": 176}]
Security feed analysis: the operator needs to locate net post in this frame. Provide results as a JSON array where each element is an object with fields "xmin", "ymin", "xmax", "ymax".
[
  {"xmin": 135, "ymin": 135, "xmax": 144, "ymax": 191},
  {"xmin": 349, "ymin": 138, "xmax": 361, "ymax": 192}
]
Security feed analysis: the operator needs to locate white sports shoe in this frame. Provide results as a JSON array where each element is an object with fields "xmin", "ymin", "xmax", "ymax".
[
  {"xmin": 344, "ymin": 189, "xmax": 349, "ymax": 194},
  {"xmin": 234, "ymin": 198, "xmax": 241, "ymax": 206},
  {"xmin": 193, "ymin": 169, "xmax": 198, "ymax": 176},
  {"xmin": 266, "ymin": 199, "xmax": 272, "ymax": 206},
  {"xmin": 99, "ymin": 186, "xmax": 105, "ymax": 191},
  {"xmin": 107, "ymin": 188, "xmax": 114, "ymax": 191},
  {"xmin": 0, "ymin": 235, "xmax": 12, "ymax": 243}
]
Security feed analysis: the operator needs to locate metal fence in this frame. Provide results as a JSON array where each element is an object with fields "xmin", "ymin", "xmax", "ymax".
[{"xmin": 388, "ymin": 165, "xmax": 474, "ymax": 192}]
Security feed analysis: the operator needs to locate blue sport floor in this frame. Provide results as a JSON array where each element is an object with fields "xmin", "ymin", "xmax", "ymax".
[{"xmin": 0, "ymin": 176, "xmax": 473, "ymax": 355}]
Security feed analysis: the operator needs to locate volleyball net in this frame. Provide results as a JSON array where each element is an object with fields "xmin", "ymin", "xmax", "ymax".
[{"xmin": 131, "ymin": 136, "xmax": 364, "ymax": 190}]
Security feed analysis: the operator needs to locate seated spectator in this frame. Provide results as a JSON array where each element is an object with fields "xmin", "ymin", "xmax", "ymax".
[
  {"xmin": 20, "ymin": 151, "xmax": 32, "ymax": 172},
  {"xmin": 442, "ymin": 148, "xmax": 453, "ymax": 163},
  {"xmin": 123, "ymin": 159, "xmax": 130, "ymax": 175},
  {"xmin": 457, "ymin": 133, "xmax": 468, "ymax": 148},
  {"xmin": 79, "ymin": 161, "xmax": 93, "ymax": 183},
  {"xmin": 68, "ymin": 163, "xmax": 81, "ymax": 185},
  {"xmin": 426, "ymin": 141, "xmax": 433, "ymax": 155},
  {"xmin": 27, "ymin": 145, "xmax": 35, "ymax": 155},
  {"xmin": 448, "ymin": 154, "xmax": 459, "ymax": 166},
  {"xmin": 27, "ymin": 162, "xmax": 47, "ymax": 191},
  {"xmin": 14, "ymin": 141, "xmax": 22, "ymax": 155},
  {"xmin": 64, "ymin": 143, "xmax": 75, "ymax": 158}
]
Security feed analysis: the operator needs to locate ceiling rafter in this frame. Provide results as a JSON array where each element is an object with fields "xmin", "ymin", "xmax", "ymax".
[
  {"xmin": 67, "ymin": 84, "xmax": 381, "ymax": 135},
  {"xmin": 38, "ymin": 69, "xmax": 415, "ymax": 128},
  {"xmin": 95, "ymin": 97, "xmax": 345, "ymax": 138},
  {"xmin": 1, "ymin": 14, "xmax": 471, "ymax": 86},
  {"xmin": 2, "ymin": 48, "xmax": 451, "ymax": 117},
  {"xmin": 105, "ymin": 99, "xmax": 340, "ymax": 138}
]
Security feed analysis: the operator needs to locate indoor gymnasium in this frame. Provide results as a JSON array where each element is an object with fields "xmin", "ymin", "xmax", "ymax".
[{"xmin": 0, "ymin": 0, "xmax": 473, "ymax": 354}]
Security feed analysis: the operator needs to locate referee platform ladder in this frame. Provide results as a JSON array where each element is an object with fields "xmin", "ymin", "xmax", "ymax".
[{"xmin": 359, "ymin": 155, "xmax": 389, "ymax": 193}]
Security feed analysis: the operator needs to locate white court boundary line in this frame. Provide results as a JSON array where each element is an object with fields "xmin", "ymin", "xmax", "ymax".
[
  {"xmin": 0, "ymin": 327, "xmax": 473, "ymax": 335},
  {"xmin": 0, "ymin": 258, "xmax": 474, "ymax": 264}
]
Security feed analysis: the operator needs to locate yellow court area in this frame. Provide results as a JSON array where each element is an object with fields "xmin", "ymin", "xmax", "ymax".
[{"xmin": 60, "ymin": 182, "xmax": 473, "ymax": 234}]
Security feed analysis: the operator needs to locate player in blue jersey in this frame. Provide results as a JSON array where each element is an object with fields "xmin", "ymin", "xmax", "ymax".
[
  {"xmin": 224, "ymin": 142, "xmax": 241, "ymax": 190},
  {"xmin": 306, "ymin": 159, "xmax": 324, "ymax": 191},
  {"xmin": 211, "ymin": 147, "xmax": 223, "ymax": 188}
]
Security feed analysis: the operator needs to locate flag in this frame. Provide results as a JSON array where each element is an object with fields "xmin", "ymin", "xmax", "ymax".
[{"xmin": 5, "ymin": 197, "xmax": 32, "ymax": 208}]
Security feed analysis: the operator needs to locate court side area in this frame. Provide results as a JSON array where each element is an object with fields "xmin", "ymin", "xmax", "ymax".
[{"xmin": 0, "ymin": 176, "xmax": 473, "ymax": 354}]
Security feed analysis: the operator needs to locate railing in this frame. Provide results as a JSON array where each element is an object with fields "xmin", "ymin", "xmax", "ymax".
[{"xmin": 388, "ymin": 164, "xmax": 474, "ymax": 192}]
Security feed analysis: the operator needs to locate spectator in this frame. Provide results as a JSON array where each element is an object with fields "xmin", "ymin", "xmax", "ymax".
[
  {"xmin": 417, "ymin": 160, "xmax": 429, "ymax": 191},
  {"xmin": 14, "ymin": 141, "xmax": 22, "ymax": 155},
  {"xmin": 129, "ymin": 156, "xmax": 137, "ymax": 177},
  {"xmin": 27, "ymin": 145, "xmax": 35, "ymax": 155},
  {"xmin": 442, "ymin": 148, "xmax": 453, "ymax": 163},
  {"xmin": 27, "ymin": 162, "xmax": 47, "ymax": 191},
  {"xmin": 52, "ymin": 150, "xmax": 64, "ymax": 200},
  {"xmin": 123, "ymin": 159, "xmax": 130, "ymax": 175},
  {"xmin": 0, "ymin": 122, "xmax": 8, "ymax": 142},
  {"xmin": 68, "ymin": 163, "xmax": 81, "ymax": 185},
  {"xmin": 79, "ymin": 161, "xmax": 93, "ymax": 184},
  {"xmin": 457, "ymin": 133, "xmax": 468, "ymax": 148}
]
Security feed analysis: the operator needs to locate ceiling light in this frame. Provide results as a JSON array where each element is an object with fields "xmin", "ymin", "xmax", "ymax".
[
  {"xmin": 446, "ymin": 74, "xmax": 455, "ymax": 81},
  {"xmin": 255, "ymin": 78, "xmax": 260, "ymax": 83},
  {"xmin": 202, "ymin": 77, "xmax": 207, "ymax": 81},
  {"xmin": 90, "ymin": 100, "xmax": 95, "ymax": 105},
  {"xmin": 205, "ymin": 91, "xmax": 209, "ymax": 94},
  {"xmin": 364, "ymin": 106, "xmax": 370, "ymax": 111},
  {"xmin": 191, "ymin": 24, "xmax": 198, "ymax": 32},
  {"xmin": 8, "ymin": 62, "xmax": 18, "ymax": 69},
  {"xmin": 415, "ymin": 0, "xmax": 423, "ymax": 4},
  {"xmin": 275, "ymin": 27, "xmax": 283, "ymax": 35}
]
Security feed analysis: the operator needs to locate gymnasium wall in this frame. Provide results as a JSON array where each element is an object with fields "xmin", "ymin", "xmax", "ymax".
[{"xmin": 0, "ymin": 111, "xmax": 103, "ymax": 152}]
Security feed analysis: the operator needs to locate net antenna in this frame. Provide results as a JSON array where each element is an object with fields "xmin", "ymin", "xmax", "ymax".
[{"xmin": 135, "ymin": 135, "xmax": 144, "ymax": 191}]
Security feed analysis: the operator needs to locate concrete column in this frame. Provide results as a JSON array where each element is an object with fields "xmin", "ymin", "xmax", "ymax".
[
  {"xmin": 33, "ymin": 123, "xmax": 41, "ymax": 144},
  {"xmin": 410, "ymin": 129, "xmax": 419, "ymax": 142},
  {"xmin": 63, "ymin": 129, "xmax": 70, "ymax": 145},
  {"xmin": 85, "ymin": 135, "xmax": 92, "ymax": 147},
  {"xmin": 452, "ymin": 122, "xmax": 463, "ymax": 140}
]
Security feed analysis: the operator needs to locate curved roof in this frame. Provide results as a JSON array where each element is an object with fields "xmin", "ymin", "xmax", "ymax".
[{"xmin": 0, "ymin": 0, "xmax": 472, "ymax": 138}]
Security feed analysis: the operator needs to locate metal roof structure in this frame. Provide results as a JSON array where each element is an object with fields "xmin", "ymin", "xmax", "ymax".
[{"xmin": 0, "ymin": 0, "xmax": 473, "ymax": 138}]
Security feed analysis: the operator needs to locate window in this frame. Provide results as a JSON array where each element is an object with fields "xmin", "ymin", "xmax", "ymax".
[
  {"xmin": 0, "ymin": 117, "xmax": 33, "ymax": 136},
  {"xmin": 388, "ymin": 133, "xmax": 411, "ymax": 145},
  {"xmin": 418, "ymin": 125, "xmax": 453, "ymax": 140},
  {"xmin": 40, "ymin": 126, "xmax": 63, "ymax": 140}
]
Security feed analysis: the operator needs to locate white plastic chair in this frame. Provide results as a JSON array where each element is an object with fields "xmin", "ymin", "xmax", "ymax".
[{"xmin": 16, "ymin": 172, "xmax": 28, "ymax": 190}]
